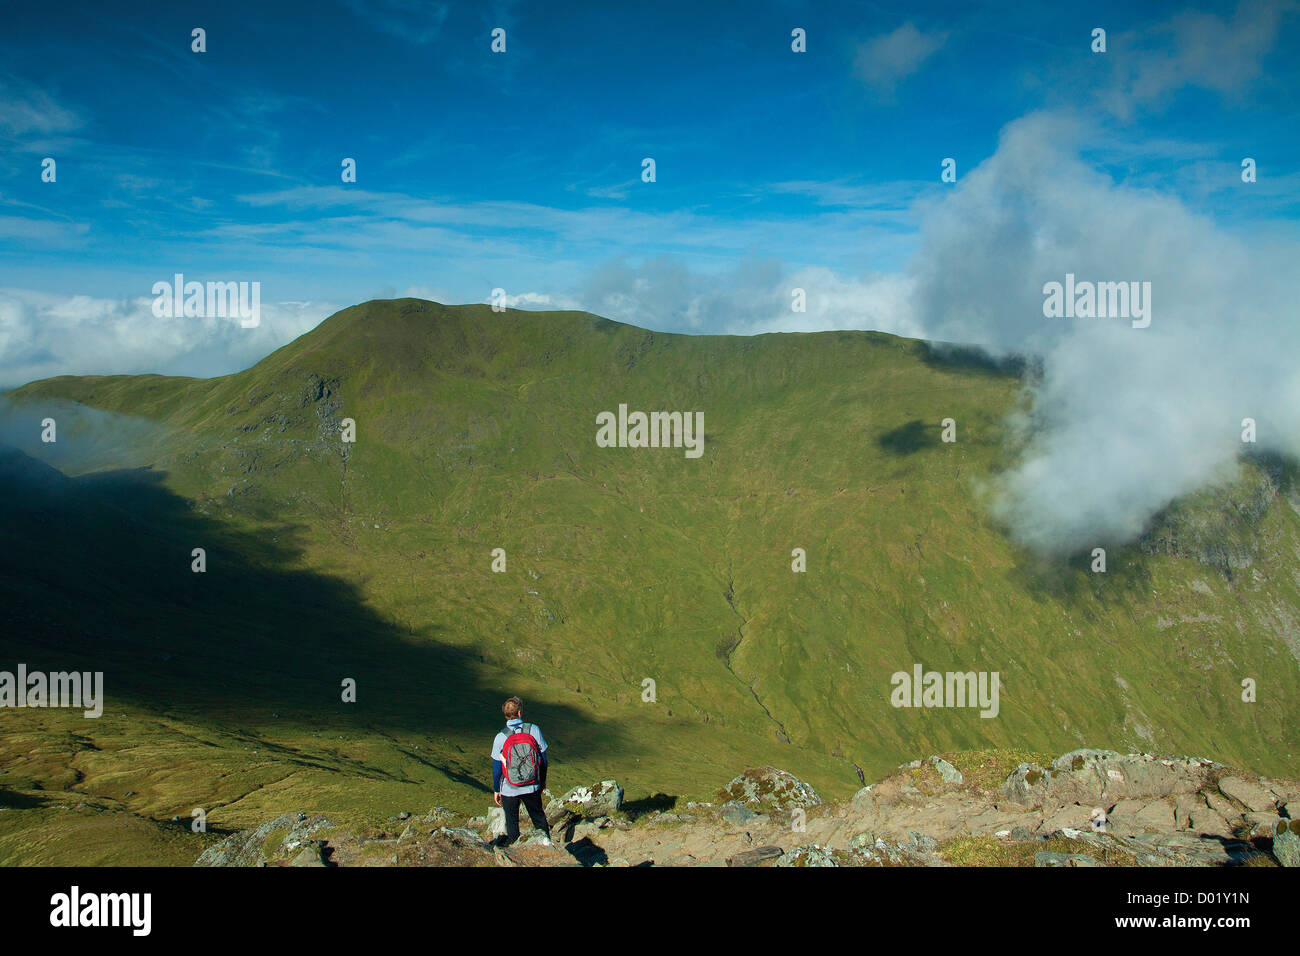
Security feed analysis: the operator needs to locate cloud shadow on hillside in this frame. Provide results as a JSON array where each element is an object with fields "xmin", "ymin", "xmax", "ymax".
[{"xmin": 877, "ymin": 419, "xmax": 939, "ymax": 456}]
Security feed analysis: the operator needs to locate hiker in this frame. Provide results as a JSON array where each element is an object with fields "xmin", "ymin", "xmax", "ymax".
[{"xmin": 491, "ymin": 696, "xmax": 552, "ymax": 847}]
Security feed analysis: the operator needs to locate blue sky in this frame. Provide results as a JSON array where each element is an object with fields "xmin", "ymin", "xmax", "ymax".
[
  {"xmin": 1, "ymin": 0, "xmax": 1297, "ymax": 376},
  {"xmin": 3, "ymin": 1, "xmax": 1300, "ymax": 556}
]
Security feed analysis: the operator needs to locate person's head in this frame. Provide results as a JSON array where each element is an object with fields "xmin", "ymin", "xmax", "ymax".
[{"xmin": 503, "ymin": 696, "xmax": 523, "ymax": 720}]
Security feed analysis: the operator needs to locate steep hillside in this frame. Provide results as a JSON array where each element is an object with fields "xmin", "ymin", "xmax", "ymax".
[{"xmin": 2, "ymin": 299, "xmax": 1298, "ymax": 864}]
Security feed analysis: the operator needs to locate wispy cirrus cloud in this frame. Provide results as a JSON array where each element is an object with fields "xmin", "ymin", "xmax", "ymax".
[
  {"xmin": 341, "ymin": 0, "xmax": 451, "ymax": 44},
  {"xmin": 0, "ymin": 75, "xmax": 82, "ymax": 137}
]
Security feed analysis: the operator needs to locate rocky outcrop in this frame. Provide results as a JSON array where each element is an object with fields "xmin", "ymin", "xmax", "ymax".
[
  {"xmin": 195, "ymin": 812, "xmax": 335, "ymax": 867},
  {"xmin": 192, "ymin": 753, "xmax": 1299, "ymax": 868},
  {"xmin": 1001, "ymin": 750, "xmax": 1220, "ymax": 809}
]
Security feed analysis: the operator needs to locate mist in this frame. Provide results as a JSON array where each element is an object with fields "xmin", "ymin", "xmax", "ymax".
[{"xmin": 906, "ymin": 111, "xmax": 1300, "ymax": 556}]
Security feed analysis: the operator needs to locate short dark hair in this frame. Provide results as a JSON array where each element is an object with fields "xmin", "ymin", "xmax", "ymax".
[{"xmin": 503, "ymin": 697, "xmax": 522, "ymax": 718}]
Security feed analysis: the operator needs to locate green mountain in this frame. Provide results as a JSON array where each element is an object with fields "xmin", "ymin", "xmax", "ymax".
[{"xmin": 2, "ymin": 298, "xmax": 1297, "ymax": 864}]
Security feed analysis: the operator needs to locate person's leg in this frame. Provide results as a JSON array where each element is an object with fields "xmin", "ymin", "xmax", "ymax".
[
  {"xmin": 521, "ymin": 791, "xmax": 550, "ymax": 839},
  {"xmin": 501, "ymin": 794, "xmax": 522, "ymax": 845}
]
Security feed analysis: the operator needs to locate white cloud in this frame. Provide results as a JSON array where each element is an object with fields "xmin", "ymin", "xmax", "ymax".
[
  {"xmin": 854, "ymin": 23, "xmax": 949, "ymax": 99},
  {"xmin": 0, "ymin": 288, "xmax": 338, "ymax": 389},
  {"xmin": 1101, "ymin": 1, "xmax": 1293, "ymax": 118},
  {"xmin": 904, "ymin": 111, "xmax": 1300, "ymax": 555},
  {"xmin": 0, "ymin": 76, "xmax": 82, "ymax": 137}
]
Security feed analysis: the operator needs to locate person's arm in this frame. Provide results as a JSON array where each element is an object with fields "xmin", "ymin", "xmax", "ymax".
[
  {"xmin": 493, "ymin": 758, "xmax": 503, "ymax": 794},
  {"xmin": 538, "ymin": 750, "xmax": 548, "ymax": 791}
]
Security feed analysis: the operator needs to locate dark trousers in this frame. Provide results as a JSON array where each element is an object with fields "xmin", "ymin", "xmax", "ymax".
[{"xmin": 501, "ymin": 791, "xmax": 549, "ymax": 844}]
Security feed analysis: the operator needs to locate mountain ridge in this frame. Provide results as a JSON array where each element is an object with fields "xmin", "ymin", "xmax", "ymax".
[{"xmin": 1, "ymin": 298, "xmax": 1297, "ymax": 865}]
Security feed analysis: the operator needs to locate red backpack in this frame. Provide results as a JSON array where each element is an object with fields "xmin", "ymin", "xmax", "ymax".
[{"xmin": 501, "ymin": 723, "xmax": 541, "ymax": 787}]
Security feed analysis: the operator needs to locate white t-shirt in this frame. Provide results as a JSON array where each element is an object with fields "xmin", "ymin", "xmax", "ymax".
[{"xmin": 491, "ymin": 719, "xmax": 548, "ymax": 797}]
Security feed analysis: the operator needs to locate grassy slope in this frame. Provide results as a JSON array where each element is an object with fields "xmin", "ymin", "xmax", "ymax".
[{"xmin": 2, "ymin": 299, "xmax": 1297, "ymax": 864}]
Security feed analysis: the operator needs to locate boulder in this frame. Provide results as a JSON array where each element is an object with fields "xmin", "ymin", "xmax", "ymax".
[
  {"xmin": 928, "ymin": 756, "xmax": 963, "ymax": 785},
  {"xmin": 290, "ymin": 843, "xmax": 326, "ymax": 867},
  {"xmin": 487, "ymin": 806, "xmax": 507, "ymax": 838},
  {"xmin": 849, "ymin": 830, "xmax": 876, "ymax": 849},
  {"xmin": 195, "ymin": 813, "xmax": 335, "ymax": 867},
  {"xmin": 777, "ymin": 844, "xmax": 839, "ymax": 867},
  {"xmin": 1217, "ymin": 777, "xmax": 1275, "ymax": 813},
  {"xmin": 545, "ymin": 780, "xmax": 623, "ymax": 823},
  {"xmin": 438, "ymin": 826, "xmax": 490, "ymax": 849},
  {"xmin": 716, "ymin": 767, "xmax": 822, "ymax": 813},
  {"xmin": 726, "ymin": 846, "xmax": 783, "ymax": 867},
  {"xmin": 1273, "ymin": 821, "xmax": 1300, "ymax": 867}
]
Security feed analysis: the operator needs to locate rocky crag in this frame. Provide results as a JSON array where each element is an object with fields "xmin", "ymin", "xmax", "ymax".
[{"xmin": 195, "ymin": 749, "xmax": 1300, "ymax": 868}]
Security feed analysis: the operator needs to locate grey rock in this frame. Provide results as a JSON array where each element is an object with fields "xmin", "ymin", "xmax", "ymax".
[
  {"xmin": 1205, "ymin": 790, "xmax": 1238, "ymax": 819},
  {"xmin": 1273, "ymin": 820, "xmax": 1300, "ymax": 867},
  {"xmin": 726, "ymin": 845, "xmax": 783, "ymax": 867},
  {"xmin": 1004, "ymin": 752, "xmax": 1217, "ymax": 810},
  {"xmin": 717, "ymin": 767, "xmax": 822, "ymax": 813},
  {"xmin": 850, "ymin": 787, "xmax": 874, "ymax": 815},
  {"xmin": 777, "ymin": 844, "xmax": 839, "ymax": 867},
  {"xmin": 545, "ymin": 780, "xmax": 623, "ymax": 823},
  {"xmin": 194, "ymin": 813, "xmax": 335, "ymax": 867},
  {"xmin": 439, "ymin": 826, "xmax": 490, "ymax": 850},
  {"xmin": 1187, "ymin": 807, "xmax": 1234, "ymax": 839},
  {"xmin": 1218, "ymin": 777, "xmax": 1275, "ymax": 813},
  {"xmin": 1035, "ymin": 851, "xmax": 1103, "ymax": 867},
  {"xmin": 719, "ymin": 801, "xmax": 763, "ymax": 826},
  {"xmin": 290, "ymin": 843, "xmax": 326, "ymax": 867},
  {"xmin": 928, "ymin": 756, "xmax": 963, "ymax": 785}
]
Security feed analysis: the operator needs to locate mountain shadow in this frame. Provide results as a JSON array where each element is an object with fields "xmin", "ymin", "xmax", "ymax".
[{"xmin": 0, "ymin": 446, "xmax": 618, "ymax": 755}]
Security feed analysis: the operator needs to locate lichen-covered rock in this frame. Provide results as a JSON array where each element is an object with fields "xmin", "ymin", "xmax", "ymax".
[
  {"xmin": 439, "ymin": 826, "xmax": 490, "ymax": 850},
  {"xmin": 545, "ymin": 780, "xmax": 623, "ymax": 823},
  {"xmin": 716, "ymin": 767, "xmax": 822, "ymax": 813},
  {"xmin": 776, "ymin": 844, "xmax": 840, "ymax": 867},
  {"xmin": 928, "ymin": 756, "xmax": 963, "ymax": 785},
  {"xmin": 1273, "ymin": 819, "xmax": 1300, "ymax": 867},
  {"xmin": 290, "ymin": 843, "xmax": 326, "ymax": 867},
  {"xmin": 195, "ymin": 813, "xmax": 335, "ymax": 867},
  {"xmin": 1002, "ymin": 752, "xmax": 1218, "ymax": 809}
]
